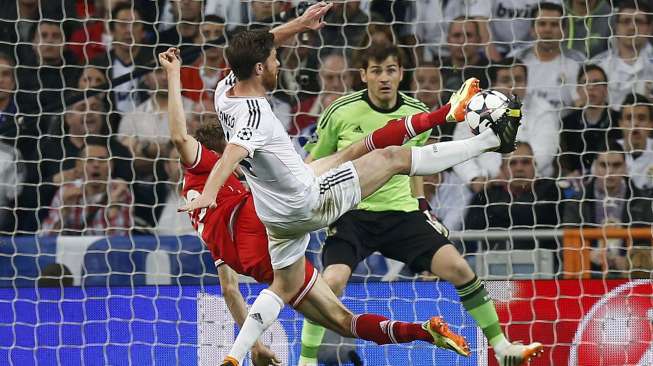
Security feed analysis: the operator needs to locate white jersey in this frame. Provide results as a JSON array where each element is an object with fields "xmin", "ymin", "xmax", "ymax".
[
  {"xmin": 468, "ymin": 0, "xmax": 562, "ymax": 54},
  {"xmin": 214, "ymin": 73, "xmax": 317, "ymax": 223}
]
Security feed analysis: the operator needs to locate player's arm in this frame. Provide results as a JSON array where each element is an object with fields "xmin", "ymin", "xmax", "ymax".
[
  {"xmin": 159, "ymin": 47, "xmax": 199, "ymax": 166},
  {"xmin": 178, "ymin": 143, "xmax": 248, "ymax": 212},
  {"xmin": 218, "ymin": 264, "xmax": 281, "ymax": 366},
  {"xmin": 269, "ymin": 2, "xmax": 332, "ymax": 46}
]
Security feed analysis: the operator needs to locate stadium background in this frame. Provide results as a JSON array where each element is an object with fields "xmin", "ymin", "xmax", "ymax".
[{"xmin": 0, "ymin": 0, "xmax": 652, "ymax": 365}]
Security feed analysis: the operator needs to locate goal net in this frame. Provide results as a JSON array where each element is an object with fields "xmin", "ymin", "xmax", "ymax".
[{"xmin": 0, "ymin": 0, "xmax": 652, "ymax": 365}]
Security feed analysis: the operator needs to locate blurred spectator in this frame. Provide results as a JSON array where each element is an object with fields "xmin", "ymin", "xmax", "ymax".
[
  {"xmin": 560, "ymin": 64, "xmax": 619, "ymax": 175},
  {"xmin": 397, "ymin": 0, "xmax": 466, "ymax": 62},
  {"xmin": 592, "ymin": 0, "xmax": 653, "ymax": 108},
  {"xmin": 204, "ymin": 0, "xmax": 242, "ymax": 30},
  {"xmin": 0, "ymin": 0, "xmax": 72, "ymax": 58},
  {"xmin": 616, "ymin": 93, "xmax": 653, "ymax": 191},
  {"xmin": 157, "ymin": 0, "xmax": 204, "ymax": 52},
  {"xmin": 465, "ymin": 142, "xmax": 560, "ymax": 250},
  {"xmin": 412, "ymin": 64, "xmax": 443, "ymax": 111},
  {"xmin": 469, "ymin": 0, "xmax": 563, "ymax": 61},
  {"xmin": 278, "ymin": 30, "xmax": 321, "ymax": 98},
  {"xmin": 118, "ymin": 67, "xmax": 193, "ymax": 178},
  {"xmin": 173, "ymin": 15, "xmax": 227, "ymax": 103},
  {"xmin": 562, "ymin": 0, "xmax": 611, "ymax": 58},
  {"xmin": 562, "ymin": 143, "xmax": 653, "ymax": 277},
  {"xmin": 40, "ymin": 137, "xmax": 133, "ymax": 236},
  {"xmin": 321, "ymin": 0, "xmax": 373, "ymax": 50},
  {"xmin": 67, "ymin": 0, "xmax": 120, "ymax": 64},
  {"xmin": 16, "ymin": 21, "xmax": 79, "ymax": 119},
  {"xmin": 118, "ymin": 66, "xmax": 193, "ymax": 229},
  {"xmin": 243, "ymin": 0, "xmax": 291, "ymax": 26},
  {"xmin": 509, "ymin": 2, "xmax": 584, "ymax": 110},
  {"xmin": 152, "ymin": 148, "xmax": 194, "ymax": 236},
  {"xmin": 289, "ymin": 53, "xmax": 352, "ymax": 134},
  {"xmin": 92, "ymin": 3, "xmax": 154, "ymax": 113},
  {"xmin": 38, "ymin": 96, "xmax": 132, "ymax": 213},
  {"xmin": 440, "ymin": 17, "xmax": 490, "ymax": 94},
  {"xmin": 0, "ymin": 53, "xmax": 17, "ymax": 136}
]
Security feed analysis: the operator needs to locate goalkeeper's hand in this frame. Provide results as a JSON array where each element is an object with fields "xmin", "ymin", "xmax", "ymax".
[
  {"xmin": 492, "ymin": 94, "xmax": 523, "ymax": 154},
  {"xmin": 418, "ymin": 198, "xmax": 450, "ymax": 238}
]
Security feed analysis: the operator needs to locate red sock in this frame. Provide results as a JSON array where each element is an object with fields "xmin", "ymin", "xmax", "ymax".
[
  {"xmin": 351, "ymin": 314, "xmax": 433, "ymax": 345},
  {"xmin": 364, "ymin": 104, "xmax": 451, "ymax": 151}
]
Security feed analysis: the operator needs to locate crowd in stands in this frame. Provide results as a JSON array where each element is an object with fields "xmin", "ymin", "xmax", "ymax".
[{"xmin": 0, "ymin": 0, "xmax": 651, "ymax": 277}]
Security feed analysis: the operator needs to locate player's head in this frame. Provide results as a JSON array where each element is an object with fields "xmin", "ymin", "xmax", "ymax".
[
  {"xmin": 592, "ymin": 142, "xmax": 627, "ymax": 192},
  {"xmin": 194, "ymin": 114, "xmax": 227, "ymax": 153},
  {"xmin": 576, "ymin": 64, "xmax": 608, "ymax": 107},
  {"xmin": 489, "ymin": 58, "xmax": 528, "ymax": 100},
  {"xmin": 411, "ymin": 62, "xmax": 442, "ymax": 109},
  {"xmin": 358, "ymin": 42, "xmax": 404, "ymax": 107},
  {"xmin": 619, "ymin": 93, "xmax": 653, "ymax": 151},
  {"xmin": 225, "ymin": 29, "xmax": 278, "ymax": 91}
]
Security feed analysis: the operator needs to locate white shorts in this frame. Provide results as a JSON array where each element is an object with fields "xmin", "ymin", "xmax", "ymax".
[{"xmin": 264, "ymin": 161, "xmax": 361, "ymax": 269}]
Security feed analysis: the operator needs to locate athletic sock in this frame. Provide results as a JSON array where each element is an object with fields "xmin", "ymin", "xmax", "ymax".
[
  {"xmin": 455, "ymin": 276, "xmax": 509, "ymax": 352},
  {"xmin": 351, "ymin": 314, "xmax": 433, "ymax": 345},
  {"xmin": 409, "ymin": 128, "xmax": 500, "ymax": 176},
  {"xmin": 299, "ymin": 319, "xmax": 326, "ymax": 364},
  {"xmin": 227, "ymin": 289, "xmax": 284, "ymax": 363},
  {"xmin": 364, "ymin": 104, "xmax": 452, "ymax": 151}
]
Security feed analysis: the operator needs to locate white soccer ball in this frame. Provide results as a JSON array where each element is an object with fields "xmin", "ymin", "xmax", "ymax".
[{"xmin": 465, "ymin": 90, "xmax": 509, "ymax": 135}]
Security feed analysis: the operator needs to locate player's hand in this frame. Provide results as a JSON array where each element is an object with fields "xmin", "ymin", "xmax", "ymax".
[
  {"xmin": 418, "ymin": 197, "xmax": 449, "ymax": 238},
  {"xmin": 158, "ymin": 47, "xmax": 181, "ymax": 72},
  {"xmin": 177, "ymin": 193, "xmax": 217, "ymax": 212},
  {"xmin": 251, "ymin": 342, "xmax": 281, "ymax": 366},
  {"xmin": 298, "ymin": 2, "xmax": 333, "ymax": 31}
]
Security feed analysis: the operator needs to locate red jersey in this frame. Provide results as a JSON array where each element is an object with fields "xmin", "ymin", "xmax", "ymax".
[
  {"xmin": 181, "ymin": 143, "xmax": 317, "ymax": 298},
  {"xmin": 181, "ymin": 143, "xmax": 249, "ymax": 273}
]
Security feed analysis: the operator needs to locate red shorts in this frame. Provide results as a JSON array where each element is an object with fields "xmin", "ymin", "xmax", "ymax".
[{"xmin": 229, "ymin": 195, "xmax": 318, "ymax": 308}]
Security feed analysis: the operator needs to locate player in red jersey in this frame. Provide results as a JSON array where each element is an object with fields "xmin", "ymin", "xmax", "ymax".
[{"xmin": 160, "ymin": 46, "xmax": 475, "ymax": 365}]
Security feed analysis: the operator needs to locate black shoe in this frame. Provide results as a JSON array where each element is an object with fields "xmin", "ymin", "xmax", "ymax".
[{"xmin": 491, "ymin": 95, "xmax": 522, "ymax": 153}]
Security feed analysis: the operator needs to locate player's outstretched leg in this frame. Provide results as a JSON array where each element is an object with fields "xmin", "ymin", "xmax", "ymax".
[
  {"xmin": 309, "ymin": 78, "xmax": 480, "ymax": 176},
  {"xmin": 295, "ymin": 274, "xmax": 470, "ymax": 366}
]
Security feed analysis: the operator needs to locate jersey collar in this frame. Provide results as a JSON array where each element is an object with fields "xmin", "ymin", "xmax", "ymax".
[{"xmin": 362, "ymin": 89, "xmax": 404, "ymax": 114}]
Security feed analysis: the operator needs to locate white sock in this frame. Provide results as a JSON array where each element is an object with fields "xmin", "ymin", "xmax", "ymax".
[
  {"xmin": 493, "ymin": 337, "xmax": 512, "ymax": 355},
  {"xmin": 409, "ymin": 129, "xmax": 500, "ymax": 176},
  {"xmin": 227, "ymin": 289, "xmax": 284, "ymax": 363}
]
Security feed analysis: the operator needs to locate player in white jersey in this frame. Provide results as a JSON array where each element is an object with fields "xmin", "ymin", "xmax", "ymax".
[{"xmin": 180, "ymin": 3, "xmax": 540, "ymax": 365}]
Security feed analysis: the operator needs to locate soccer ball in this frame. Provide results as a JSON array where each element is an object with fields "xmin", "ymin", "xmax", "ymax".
[{"xmin": 465, "ymin": 90, "xmax": 509, "ymax": 135}]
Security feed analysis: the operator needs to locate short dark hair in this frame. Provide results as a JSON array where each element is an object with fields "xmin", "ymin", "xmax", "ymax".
[
  {"xmin": 194, "ymin": 118, "xmax": 226, "ymax": 153},
  {"xmin": 30, "ymin": 20, "xmax": 63, "ymax": 42},
  {"xmin": 110, "ymin": 3, "xmax": 141, "ymax": 32},
  {"xmin": 204, "ymin": 14, "xmax": 226, "ymax": 24},
  {"xmin": 598, "ymin": 140, "xmax": 626, "ymax": 155},
  {"xmin": 359, "ymin": 42, "xmax": 404, "ymax": 70},
  {"xmin": 448, "ymin": 16, "xmax": 481, "ymax": 36},
  {"xmin": 0, "ymin": 51, "xmax": 15, "ymax": 67},
  {"xmin": 620, "ymin": 93, "xmax": 653, "ymax": 119},
  {"xmin": 536, "ymin": 2, "xmax": 564, "ymax": 17},
  {"xmin": 617, "ymin": 0, "xmax": 653, "ymax": 24},
  {"xmin": 225, "ymin": 29, "xmax": 275, "ymax": 80},
  {"xmin": 489, "ymin": 58, "xmax": 528, "ymax": 83},
  {"xmin": 577, "ymin": 63, "xmax": 608, "ymax": 83}
]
